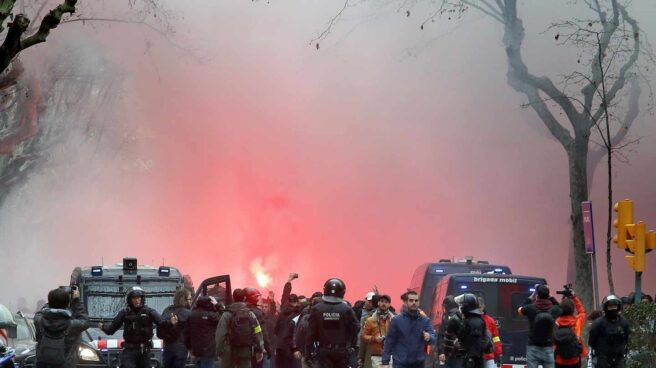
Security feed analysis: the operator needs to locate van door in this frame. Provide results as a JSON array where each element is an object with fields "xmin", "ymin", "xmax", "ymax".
[
  {"xmin": 192, "ymin": 275, "xmax": 232, "ymax": 307},
  {"xmin": 497, "ymin": 282, "xmax": 534, "ymax": 365}
]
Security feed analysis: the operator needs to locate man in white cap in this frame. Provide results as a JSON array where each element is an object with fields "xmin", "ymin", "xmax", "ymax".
[{"xmin": 357, "ymin": 292, "xmax": 379, "ymax": 368}]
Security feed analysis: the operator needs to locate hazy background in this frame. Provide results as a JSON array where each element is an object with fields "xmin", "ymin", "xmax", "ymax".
[{"xmin": 1, "ymin": 0, "xmax": 655, "ymax": 310}]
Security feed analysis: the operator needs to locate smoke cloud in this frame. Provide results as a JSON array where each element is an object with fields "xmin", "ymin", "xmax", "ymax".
[{"xmin": 1, "ymin": 1, "xmax": 655, "ymax": 311}]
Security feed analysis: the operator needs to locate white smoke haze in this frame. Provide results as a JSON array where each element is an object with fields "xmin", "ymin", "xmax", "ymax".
[{"xmin": 1, "ymin": 0, "xmax": 656, "ymax": 311}]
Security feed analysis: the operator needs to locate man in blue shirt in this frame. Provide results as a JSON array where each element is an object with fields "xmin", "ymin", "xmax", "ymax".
[{"xmin": 381, "ymin": 291, "xmax": 436, "ymax": 368}]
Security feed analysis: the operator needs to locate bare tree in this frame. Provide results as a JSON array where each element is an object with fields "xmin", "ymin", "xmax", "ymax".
[
  {"xmin": 0, "ymin": 0, "xmax": 176, "ymax": 204},
  {"xmin": 316, "ymin": 0, "xmax": 652, "ymax": 309}
]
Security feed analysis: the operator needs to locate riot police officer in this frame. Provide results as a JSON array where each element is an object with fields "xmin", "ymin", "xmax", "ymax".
[
  {"xmin": 588, "ymin": 295, "xmax": 630, "ymax": 368},
  {"xmin": 99, "ymin": 286, "xmax": 178, "ymax": 368},
  {"xmin": 457, "ymin": 294, "xmax": 489, "ymax": 368},
  {"xmin": 438, "ymin": 296, "xmax": 464, "ymax": 368},
  {"xmin": 305, "ymin": 278, "xmax": 359, "ymax": 368}
]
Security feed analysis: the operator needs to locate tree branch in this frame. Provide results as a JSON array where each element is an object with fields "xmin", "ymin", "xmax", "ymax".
[
  {"xmin": 501, "ymin": 0, "xmax": 579, "ymax": 142},
  {"xmin": 582, "ymin": 0, "xmax": 619, "ymax": 115},
  {"xmin": 0, "ymin": 0, "xmax": 77, "ymax": 74},
  {"xmin": 20, "ymin": 0, "xmax": 77, "ymax": 49},
  {"xmin": 590, "ymin": 3, "xmax": 640, "ymax": 126},
  {"xmin": 462, "ymin": 0, "xmax": 503, "ymax": 23},
  {"xmin": 0, "ymin": 0, "xmax": 17, "ymax": 33}
]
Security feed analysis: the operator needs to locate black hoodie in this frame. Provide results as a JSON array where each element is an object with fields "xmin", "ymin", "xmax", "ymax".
[
  {"xmin": 34, "ymin": 302, "xmax": 89, "ymax": 367},
  {"xmin": 185, "ymin": 296, "xmax": 221, "ymax": 358}
]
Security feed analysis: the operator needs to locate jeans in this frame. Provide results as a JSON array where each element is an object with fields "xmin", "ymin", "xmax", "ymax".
[
  {"xmin": 120, "ymin": 348, "xmax": 151, "ymax": 368},
  {"xmin": 484, "ymin": 359, "xmax": 497, "ymax": 368},
  {"xmin": 527, "ymin": 345, "xmax": 555, "ymax": 368},
  {"xmin": 163, "ymin": 349, "xmax": 187, "ymax": 368},
  {"xmin": 392, "ymin": 363, "xmax": 424, "ymax": 368},
  {"xmin": 198, "ymin": 358, "xmax": 216, "ymax": 368}
]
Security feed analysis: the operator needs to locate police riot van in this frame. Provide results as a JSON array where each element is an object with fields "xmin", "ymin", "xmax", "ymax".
[
  {"xmin": 430, "ymin": 273, "xmax": 547, "ymax": 368},
  {"xmin": 408, "ymin": 257, "xmax": 512, "ymax": 316},
  {"xmin": 68, "ymin": 258, "xmax": 231, "ymax": 368}
]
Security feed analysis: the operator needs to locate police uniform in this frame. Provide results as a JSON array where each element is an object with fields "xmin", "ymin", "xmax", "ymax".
[
  {"xmin": 100, "ymin": 287, "xmax": 174, "ymax": 368},
  {"xmin": 438, "ymin": 300, "xmax": 464, "ymax": 368},
  {"xmin": 306, "ymin": 279, "xmax": 359, "ymax": 368},
  {"xmin": 588, "ymin": 295, "xmax": 630, "ymax": 368}
]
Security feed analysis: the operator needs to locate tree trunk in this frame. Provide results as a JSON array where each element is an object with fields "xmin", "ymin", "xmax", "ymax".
[{"xmin": 568, "ymin": 135, "xmax": 594, "ymax": 310}]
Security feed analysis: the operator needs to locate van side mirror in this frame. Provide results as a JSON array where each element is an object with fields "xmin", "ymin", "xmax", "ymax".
[{"xmin": 0, "ymin": 321, "xmax": 18, "ymax": 339}]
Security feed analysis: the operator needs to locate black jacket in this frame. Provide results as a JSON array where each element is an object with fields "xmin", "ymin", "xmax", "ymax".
[
  {"xmin": 588, "ymin": 314, "xmax": 630, "ymax": 356},
  {"xmin": 438, "ymin": 307, "xmax": 463, "ymax": 356},
  {"xmin": 306, "ymin": 300, "xmax": 359, "ymax": 355},
  {"xmin": 160, "ymin": 305, "xmax": 191, "ymax": 351},
  {"xmin": 34, "ymin": 301, "xmax": 89, "ymax": 368},
  {"xmin": 519, "ymin": 298, "xmax": 562, "ymax": 346},
  {"xmin": 247, "ymin": 303, "xmax": 272, "ymax": 355},
  {"xmin": 185, "ymin": 297, "xmax": 221, "ymax": 358},
  {"xmin": 101, "ymin": 305, "xmax": 171, "ymax": 345},
  {"xmin": 274, "ymin": 304, "xmax": 301, "ymax": 353}
]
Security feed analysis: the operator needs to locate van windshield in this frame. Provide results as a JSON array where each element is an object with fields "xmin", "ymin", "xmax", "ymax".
[{"xmin": 83, "ymin": 281, "xmax": 179, "ymax": 320}]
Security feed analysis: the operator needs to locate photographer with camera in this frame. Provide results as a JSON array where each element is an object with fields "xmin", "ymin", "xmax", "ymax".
[
  {"xmin": 553, "ymin": 285, "xmax": 587, "ymax": 368},
  {"xmin": 518, "ymin": 284, "xmax": 562, "ymax": 368},
  {"xmin": 34, "ymin": 286, "xmax": 89, "ymax": 368},
  {"xmin": 361, "ymin": 294, "xmax": 394, "ymax": 367}
]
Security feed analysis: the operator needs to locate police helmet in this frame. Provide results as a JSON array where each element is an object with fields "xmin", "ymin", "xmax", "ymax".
[
  {"xmin": 460, "ymin": 293, "xmax": 482, "ymax": 315},
  {"xmin": 126, "ymin": 286, "xmax": 146, "ymax": 306},
  {"xmin": 322, "ymin": 278, "xmax": 346, "ymax": 303},
  {"xmin": 602, "ymin": 294, "xmax": 622, "ymax": 312},
  {"xmin": 244, "ymin": 287, "xmax": 262, "ymax": 305}
]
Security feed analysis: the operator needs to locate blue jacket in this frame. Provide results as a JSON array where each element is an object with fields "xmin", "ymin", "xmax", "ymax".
[{"xmin": 382, "ymin": 310, "xmax": 436, "ymax": 365}]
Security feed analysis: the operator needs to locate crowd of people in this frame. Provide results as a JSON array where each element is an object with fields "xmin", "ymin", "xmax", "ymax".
[{"xmin": 26, "ymin": 274, "xmax": 655, "ymax": 368}]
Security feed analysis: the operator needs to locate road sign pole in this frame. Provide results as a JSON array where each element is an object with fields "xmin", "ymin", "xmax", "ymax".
[{"xmin": 582, "ymin": 201, "xmax": 600, "ymax": 307}]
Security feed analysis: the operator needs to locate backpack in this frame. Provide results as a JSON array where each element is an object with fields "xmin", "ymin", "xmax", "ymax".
[
  {"xmin": 157, "ymin": 306, "xmax": 179, "ymax": 342},
  {"xmin": 36, "ymin": 316, "xmax": 70, "ymax": 367},
  {"xmin": 229, "ymin": 306, "xmax": 257, "ymax": 347},
  {"xmin": 553, "ymin": 325, "xmax": 582, "ymax": 360},
  {"xmin": 532, "ymin": 310, "xmax": 555, "ymax": 345}
]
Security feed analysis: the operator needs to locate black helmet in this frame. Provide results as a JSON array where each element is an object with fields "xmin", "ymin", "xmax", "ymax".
[
  {"xmin": 244, "ymin": 287, "xmax": 262, "ymax": 305},
  {"xmin": 602, "ymin": 294, "xmax": 622, "ymax": 312},
  {"xmin": 460, "ymin": 293, "xmax": 482, "ymax": 315},
  {"xmin": 442, "ymin": 295, "xmax": 459, "ymax": 310},
  {"xmin": 323, "ymin": 278, "xmax": 346, "ymax": 303},
  {"xmin": 126, "ymin": 286, "xmax": 146, "ymax": 307}
]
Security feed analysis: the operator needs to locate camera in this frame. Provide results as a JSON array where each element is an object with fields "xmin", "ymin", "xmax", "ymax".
[
  {"xmin": 60, "ymin": 285, "xmax": 78, "ymax": 294},
  {"xmin": 556, "ymin": 283, "xmax": 573, "ymax": 298}
]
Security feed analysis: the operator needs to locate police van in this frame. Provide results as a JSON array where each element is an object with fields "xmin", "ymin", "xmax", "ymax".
[
  {"xmin": 430, "ymin": 273, "xmax": 547, "ymax": 368},
  {"xmin": 408, "ymin": 257, "xmax": 512, "ymax": 316},
  {"xmin": 69, "ymin": 258, "xmax": 231, "ymax": 368}
]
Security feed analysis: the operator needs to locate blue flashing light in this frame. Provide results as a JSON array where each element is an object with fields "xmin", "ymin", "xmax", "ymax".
[
  {"xmin": 91, "ymin": 266, "xmax": 103, "ymax": 276},
  {"xmin": 529, "ymin": 288, "xmax": 536, "ymax": 292},
  {"xmin": 494, "ymin": 268, "xmax": 503, "ymax": 273},
  {"xmin": 435, "ymin": 269, "xmax": 444, "ymax": 273},
  {"xmin": 460, "ymin": 285, "xmax": 468, "ymax": 290},
  {"xmin": 101, "ymin": 349, "xmax": 108, "ymax": 352},
  {"xmin": 158, "ymin": 266, "xmax": 170, "ymax": 276}
]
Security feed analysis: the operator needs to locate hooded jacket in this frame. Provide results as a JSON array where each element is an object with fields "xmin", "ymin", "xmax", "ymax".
[
  {"xmin": 518, "ymin": 297, "xmax": 562, "ymax": 346},
  {"xmin": 554, "ymin": 296, "xmax": 587, "ymax": 365},
  {"xmin": 185, "ymin": 297, "xmax": 221, "ymax": 358},
  {"xmin": 34, "ymin": 302, "xmax": 89, "ymax": 367}
]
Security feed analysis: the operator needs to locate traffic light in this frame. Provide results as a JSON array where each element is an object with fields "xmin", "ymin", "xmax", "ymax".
[
  {"xmin": 647, "ymin": 230, "xmax": 656, "ymax": 253},
  {"xmin": 626, "ymin": 222, "xmax": 646, "ymax": 273},
  {"xmin": 613, "ymin": 199, "xmax": 634, "ymax": 250}
]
